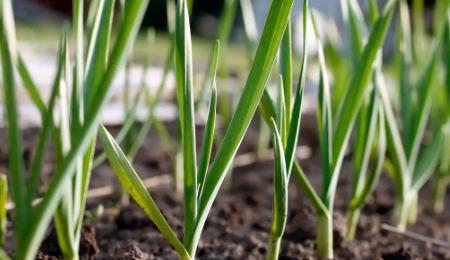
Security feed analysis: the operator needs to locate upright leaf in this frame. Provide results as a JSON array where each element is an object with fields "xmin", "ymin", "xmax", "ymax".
[
  {"xmin": 0, "ymin": 0, "xmax": 29, "ymax": 242},
  {"xmin": 198, "ymin": 41, "xmax": 220, "ymax": 191},
  {"xmin": 175, "ymin": 0, "xmax": 198, "ymax": 241}
]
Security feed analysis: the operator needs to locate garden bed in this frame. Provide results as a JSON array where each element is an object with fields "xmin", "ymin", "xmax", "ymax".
[{"xmin": 4, "ymin": 117, "xmax": 449, "ymax": 259}]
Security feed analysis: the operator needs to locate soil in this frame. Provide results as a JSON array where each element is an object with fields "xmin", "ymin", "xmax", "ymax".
[{"xmin": 2, "ymin": 115, "xmax": 450, "ymax": 259}]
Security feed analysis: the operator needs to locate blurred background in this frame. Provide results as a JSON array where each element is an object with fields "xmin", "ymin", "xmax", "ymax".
[
  {"xmin": 13, "ymin": 0, "xmax": 437, "ymax": 36},
  {"xmin": 6, "ymin": 0, "xmax": 439, "ymax": 127}
]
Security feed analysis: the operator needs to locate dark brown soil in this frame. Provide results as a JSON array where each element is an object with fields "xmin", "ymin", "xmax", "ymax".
[{"xmin": 2, "ymin": 116, "xmax": 450, "ymax": 259}]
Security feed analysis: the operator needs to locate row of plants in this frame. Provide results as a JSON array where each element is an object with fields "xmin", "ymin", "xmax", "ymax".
[{"xmin": 0, "ymin": 0, "xmax": 448, "ymax": 259}]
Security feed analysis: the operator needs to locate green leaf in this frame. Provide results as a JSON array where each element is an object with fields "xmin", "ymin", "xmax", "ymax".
[
  {"xmin": 198, "ymin": 87, "xmax": 217, "ymax": 192},
  {"xmin": 369, "ymin": 0, "xmax": 379, "ymax": 24},
  {"xmin": 98, "ymin": 125, "xmax": 190, "ymax": 258},
  {"xmin": 375, "ymin": 68, "xmax": 409, "ymax": 200},
  {"xmin": 85, "ymin": 0, "xmax": 116, "ymax": 102},
  {"xmin": 74, "ymin": 140, "xmax": 96, "ymax": 245},
  {"xmin": 351, "ymin": 89, "xmax": 379, "ymax": 198},
  {"xmin": 71, "ymin": 0, "xmax": 85, "ymax": 132},
  {"xmin": 291, "ymin": 162, "xmax": 328, "ymax": 216},
  {"xmin": 279, "ymin": 20, "xmax": 292, "ymax": 126},
  {"xmin": 259, "ymin": 90, "xmax": 277, "ymax": 126},
  {"xmin": 27, "ymin": 32, "xmax": 67, "ymax": 204},
  {"xmin": 350, "ymin": 94, "xmax": 386, "ymax": 209},
  {"xmin": 269, "ymin": 118, "xmax": 288, "ymax": 238},
  {"xmin": 341, "ymin": 0, "xmax": 368, "ymax": 64},
  {"xmin": 311, "ymin": 13, "xmax": 333, "ymax": 197},
  {"xmin": 411, "ymin": 132, "xmax": 443, "ymax": 190},
  {"xmin": 397, "ymin": 0, "xmax": 413, "ymax": 150},
  {"xmin": 444, "ymin": 14, "xmax": 450, "ymax": 107},
  {"xmin": 0, "ymin": 248, "xmax": 10, "ymax": 260},
  {"xmin": 175, "ymin": 0, "xmax": 198, "ymax": 240},
  {"xmin": 406, "ymin": 41, "xmax": 441, "ymax": 171},
  {"xmin": 195, "ymin": 38, "xmax": 220, "ymax": 109},
  {"xmin": 17, "ymin": 56, "xmax": 46, "ymax": 117},
  {"xmin": 198, "ymin": 42, "xmax": 220, "ymax": 191},
  {"xmin": 277, "ymin": 75, "xmax": 287, "ymax": 144},
  {"xmin": 54, "ymin": 36, "xmax": 76, "ymax": 257},
  {"xmin": 285, "ymin": 0, "xmax": 308, "ymax": 178},
  {"xmin": 0, "ymin": 0, "xmax": 29, "ymax": 243}
]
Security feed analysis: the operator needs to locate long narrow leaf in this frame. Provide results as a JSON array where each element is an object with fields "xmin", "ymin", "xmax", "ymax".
[
  {"xmin": 312, "ymin": 13, "xmax": 333, "ymax": 197},
  {"xmin": 270, "ymin": 118, "xmax": 288, "ymax": 237},
  {"xmin": 285, "ymin": 0, "xmax": 308, "ymax": 178},
  {"xmin": 17, "ymin": 56, "xmax": 46, "ymax": 117},
  {"xmin": 198, "ymin": 42, "xmax": 220, "ymax": 191},
  {"xmin": 280, "ymin": 21, "xmax": 292, "ymax": 126},
  {"xmin": 98, "ymin": 125, "xmax": 190, "ymax": 258},
  {"xmin": 375, "ymin": 68, "xmax": 409, "ymax": 199},
  {"xmin": 175, "ymin": 0, "xmax": 198, "ymax": 240},
  {"xmin": 197, "ymin": 88, "xmax": 216, "ymax": 190},
  {"xmin": 351, "ymin": 90, "xmax": 379, "ymax": 198},
  {"xmin": 84, "ymin": 0, "xmax": 115, "ymax": 101},
  {"xmin": 406, "ymin": 41, "xmax": 441, "ymax": 171},
  {"xmin": 27, "ymin": 34, "xmax": 67, "ymax": 203},
  {"xmin": 350, "ymin": 97, "xmax": 386, "ymax": 209},
  {"xmin": 411, "ymin": 132, "xmax": 443, "ymax": 190},
  {"xmin": 0, "ymin": 0, "xmax": 29, "ymax": 242}
]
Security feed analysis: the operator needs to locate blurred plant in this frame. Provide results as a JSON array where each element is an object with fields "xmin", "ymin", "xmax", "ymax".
[
  {"xmin": 430, "ymin": 7, "xmax": 450, "ymax": 214},
  {"xmin": 337, "ymin": 0, "xmax": 387, "ymax": 241},
  {"xmin": 375, "ymin": 0, "xmax": 445, "ymax": 230},
  {"xmin": 0, "ymin": 0, "xmax": 149, "ymax": 258},
  {"xmin": 259, "ymin": 1, "xmax": 396, "ymax": 257}
]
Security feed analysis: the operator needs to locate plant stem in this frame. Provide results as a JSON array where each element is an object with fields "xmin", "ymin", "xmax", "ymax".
[
  {"xmin": 317, "ymin": 213, "xmax": 333, "ymax": 260},
  {"xmin": 266, "ymin": 235, "xmax": 282, "ymax": 260},
  {"xmin": 175, "ymin": 147, "xmax": 184, "ymax": 193},
  {"xmin": 179, "ymin": 251, "xmax": 193, "ymax": 260},
  {"xmin": 432, "ymin": 176, "xmax": 449, "ymax": 213},
  {"xmin": 395, "ymin": 192, "xmax": 417, "ymax": 231},
  {"xmin": 345, "ymin": 207, "xmax": 361, "ymax": 241},
  {"xmin": 62, "ymin": 251, "xmax": 79, "ymax": 260},
  {"xmin": 407, "ymin": 192, "xmax": 418, "ymax": 225}
]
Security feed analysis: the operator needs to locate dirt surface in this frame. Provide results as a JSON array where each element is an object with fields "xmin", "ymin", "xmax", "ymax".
[{"xmin": 2, "ymin": 116, "xmax": 450, "ymax": 259}]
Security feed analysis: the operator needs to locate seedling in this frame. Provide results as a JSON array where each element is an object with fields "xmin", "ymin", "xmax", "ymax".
[
  {"xmin": 267, "ymin": 1, "xmax": 396, "ymax": 258},
  {"xmin": 264, "ymin": 0, "xmax": 310, "ymax": 255},
  {"xmin": 0, "ymin": 0, "xmax": 150, "ymax": 259},
  {"xmin": 338, "ymin": 0, "xmax": 387, "ymax": 241},
  {"xmin": 431, "ymin": 10, "xmax": 450, "ymax": 213},
  {"xmin": 99, "ymin": 0, "xmax": 297, "ymax": 259},
  {"xmin": 375, "ymin": 0, "xmax": 444, "ymax": 230},
  {"xmin": 267, "ymin": 119, "xmax": 288, "ymax": 260},
  {"xmin": 248, "ymin": 0, "xmax": 395, "ymax": 257}
]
